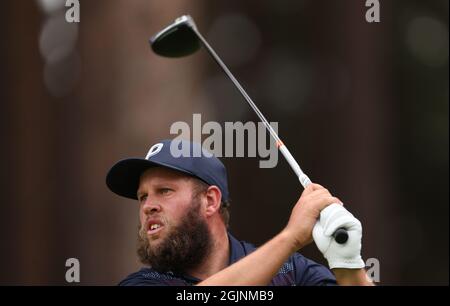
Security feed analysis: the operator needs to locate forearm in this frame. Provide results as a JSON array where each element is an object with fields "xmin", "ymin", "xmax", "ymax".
[
  {"xmin": 197, "ymin": 231, "xmax": 297, "ymax": 286},
  {"xmin": 332, "ymin": 268, "xmax": 374, "ymax": 286}
]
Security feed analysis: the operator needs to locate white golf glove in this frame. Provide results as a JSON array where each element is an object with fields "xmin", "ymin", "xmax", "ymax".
[{"xmin": 312, "ymin": 203, "xmax": 365, "ymax": 269}]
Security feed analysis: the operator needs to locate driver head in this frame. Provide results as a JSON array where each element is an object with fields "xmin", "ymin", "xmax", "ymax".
[{"xmin": 150, "ymin": 15, "xmax": 201, "ymax": 58}]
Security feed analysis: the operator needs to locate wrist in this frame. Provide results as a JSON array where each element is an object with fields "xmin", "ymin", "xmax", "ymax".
[
  {"xmin": 279, "ymin": 228, "xmax": 308, "ymax": 252},
  {"xmin": 326, "ymin": 254, "xmax": 365, "ymax": 270}
]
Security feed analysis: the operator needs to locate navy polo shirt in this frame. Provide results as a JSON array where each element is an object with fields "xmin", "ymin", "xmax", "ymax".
[{"xmin": 119, "ymin": 233, "xmax": 337, "ymax": 286}]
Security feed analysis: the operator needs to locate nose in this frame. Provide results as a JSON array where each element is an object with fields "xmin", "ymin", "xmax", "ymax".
[{"xmin": 141, "ymin": 198, "xmax": 161, "ymax": 215}]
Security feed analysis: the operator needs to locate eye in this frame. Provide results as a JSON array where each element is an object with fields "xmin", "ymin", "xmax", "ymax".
[
  {"xmin": 159, "ymin": 188, "xmax": 173, "ymax": 195},
  {"xmin": 138, "ymin": 194, "xmax": 147, "ymax": 203}
]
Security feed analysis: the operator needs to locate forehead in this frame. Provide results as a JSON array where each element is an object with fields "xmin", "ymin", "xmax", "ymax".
[{"xmin": 139, "ymin": 167, "xmax": 192, "ymax": 186}]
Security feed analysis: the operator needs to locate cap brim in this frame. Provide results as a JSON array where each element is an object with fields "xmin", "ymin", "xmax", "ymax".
[{"xmin": 106, "ymin": 158, "xmax": 196, "ymax": 200}]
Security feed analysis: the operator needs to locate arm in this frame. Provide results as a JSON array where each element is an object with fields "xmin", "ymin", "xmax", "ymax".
[
  {"xmin": 198, "ymin": 183, "xmax": 347, "ymax": 286},
  {"xmin": 198, "ymin": 230, "xmax": 298, "ymax": 286}
]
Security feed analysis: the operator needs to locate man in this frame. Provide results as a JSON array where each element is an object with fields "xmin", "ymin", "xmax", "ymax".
[{"xmin": 106, "ymin": 139, "xmax": 373, "ymax": 285}]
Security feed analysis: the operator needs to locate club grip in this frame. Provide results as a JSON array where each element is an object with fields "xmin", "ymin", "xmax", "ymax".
[{"xmin": 333, "ymin": 228, "xmax": 349, "ymax": 244}]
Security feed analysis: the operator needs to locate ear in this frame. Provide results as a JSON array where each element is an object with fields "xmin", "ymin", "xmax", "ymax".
[{"xmin": 204, "ymin": 185, "xmax": 222, "ymax": 218}]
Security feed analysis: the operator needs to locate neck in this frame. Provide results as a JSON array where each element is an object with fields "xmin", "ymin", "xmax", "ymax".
[{"xmin": 186, "ymin": 222, "xmax": 229, "ymax": 281}]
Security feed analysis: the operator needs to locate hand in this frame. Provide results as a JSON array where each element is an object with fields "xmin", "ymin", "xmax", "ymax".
[
  {"xmin": 313, "ymin": 203, "xmax": 365, "ymax": 269},
  {"xmin": 283, "ymin": 183, "xmax": 342, "ymax": 250}
]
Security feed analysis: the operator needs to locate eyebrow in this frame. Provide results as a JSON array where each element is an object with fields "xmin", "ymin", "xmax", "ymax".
[
  {"xmin": 136, "ymin": 184, "xmax": 153, "ymax": 199},
  {"xmin": 136, "ymin": 181, "xmax": 176, "ymax": 198}
]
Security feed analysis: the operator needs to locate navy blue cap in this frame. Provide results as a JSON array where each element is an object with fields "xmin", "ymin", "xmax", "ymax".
[{"xmin": 106, "ymin": 139, "xmax": 229, "ymax": 201}]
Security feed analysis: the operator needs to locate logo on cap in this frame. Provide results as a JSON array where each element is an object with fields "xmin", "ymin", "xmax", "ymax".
[{"xmin": 146, "ymin": 143, "xmax": 163, "ymax": 159}]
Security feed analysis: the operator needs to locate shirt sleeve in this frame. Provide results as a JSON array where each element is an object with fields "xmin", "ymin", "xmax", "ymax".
[{"xmin": 292, "ymin": 253, "xmax": 337, "ymax": 286}]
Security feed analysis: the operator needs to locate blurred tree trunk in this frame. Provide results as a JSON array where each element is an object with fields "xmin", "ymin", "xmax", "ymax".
[
  {"xmin": 0, "ymin": 1, "xmax": 56, "ymax": 284},
  {"xmin": 0, "ymin": 0, "xmax": 208, "ymax": 284}
]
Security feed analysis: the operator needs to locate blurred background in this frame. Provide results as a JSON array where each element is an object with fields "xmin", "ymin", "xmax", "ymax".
[{"xmin": 0, "ymin": 0, "xmax": 448, "ymax": 285}]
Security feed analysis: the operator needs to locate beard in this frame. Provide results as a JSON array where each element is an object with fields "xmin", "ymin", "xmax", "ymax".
[{"xmin": 136, "ymin": 196, "xmax": 212, "ymax": 274}]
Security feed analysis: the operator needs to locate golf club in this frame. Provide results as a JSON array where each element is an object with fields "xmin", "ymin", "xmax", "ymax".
[{"xmin": 149, "ymin": 15, "xmax": 348, "ymax": 245}]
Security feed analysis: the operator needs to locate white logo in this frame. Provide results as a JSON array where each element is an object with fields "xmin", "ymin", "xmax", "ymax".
[
  {"xmin": 65, "ymin": 258, "xmax": 80, "ymax": 283},
  {"xmin": 170, "ymin": 114, "xmax": 279, "ymax": 168},
  {"xmin": 65, "ymin": 0, "xmax": 80, "ymax": 23},
  {"xmin": 146, "ymin": 143, "xmax": 164, "ymax": 159},
  {"xmin": 365, "ymin": 0, "xmax": 380, "ymax": 23},
  {"xmin": 366, "ymin": 257, "xmax": 380, "ymax": 283}
]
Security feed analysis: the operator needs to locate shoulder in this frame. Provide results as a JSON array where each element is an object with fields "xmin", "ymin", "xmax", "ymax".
[{"xmin": 118, "ymin": 267, "xmax": 191, "ymax": 286}]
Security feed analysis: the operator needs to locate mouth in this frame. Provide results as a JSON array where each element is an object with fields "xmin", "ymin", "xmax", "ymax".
[{"xmin": 146, "ymin": 220, "xmax": 164, "ymax": 236}]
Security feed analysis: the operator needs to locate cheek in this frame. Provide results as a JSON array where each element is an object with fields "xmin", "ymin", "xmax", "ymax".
[
  {"xmin": 139, "ymin": 209, "xmax": 146, "ymax": 226},
  {"xmin": 165, "ymin": 204, "xmax": 189, "ymax": 224}
]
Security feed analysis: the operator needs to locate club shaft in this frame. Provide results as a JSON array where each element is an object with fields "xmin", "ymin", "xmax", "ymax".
[
  {"xmin": 193, "ymin": 28, "xmax": 312, "ymax": 188},
  {"xmin": 194, "ymin": 31, "xmax": 348, "ymax": 244}
]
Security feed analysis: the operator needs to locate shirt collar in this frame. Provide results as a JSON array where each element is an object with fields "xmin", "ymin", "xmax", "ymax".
[{"xmin": 227, "ymin": 232, "xmax": 247, "ymax": 265}]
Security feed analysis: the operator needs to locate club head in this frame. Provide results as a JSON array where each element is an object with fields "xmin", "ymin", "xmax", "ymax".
[{"xmin": 150, "ymin": 15, "xmax": 201, "ymax": 58}]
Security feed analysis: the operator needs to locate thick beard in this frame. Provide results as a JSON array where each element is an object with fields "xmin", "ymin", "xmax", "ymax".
[{"xmin": 136, "ymin": 197, "xmax": 212, "ymax": 274}]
